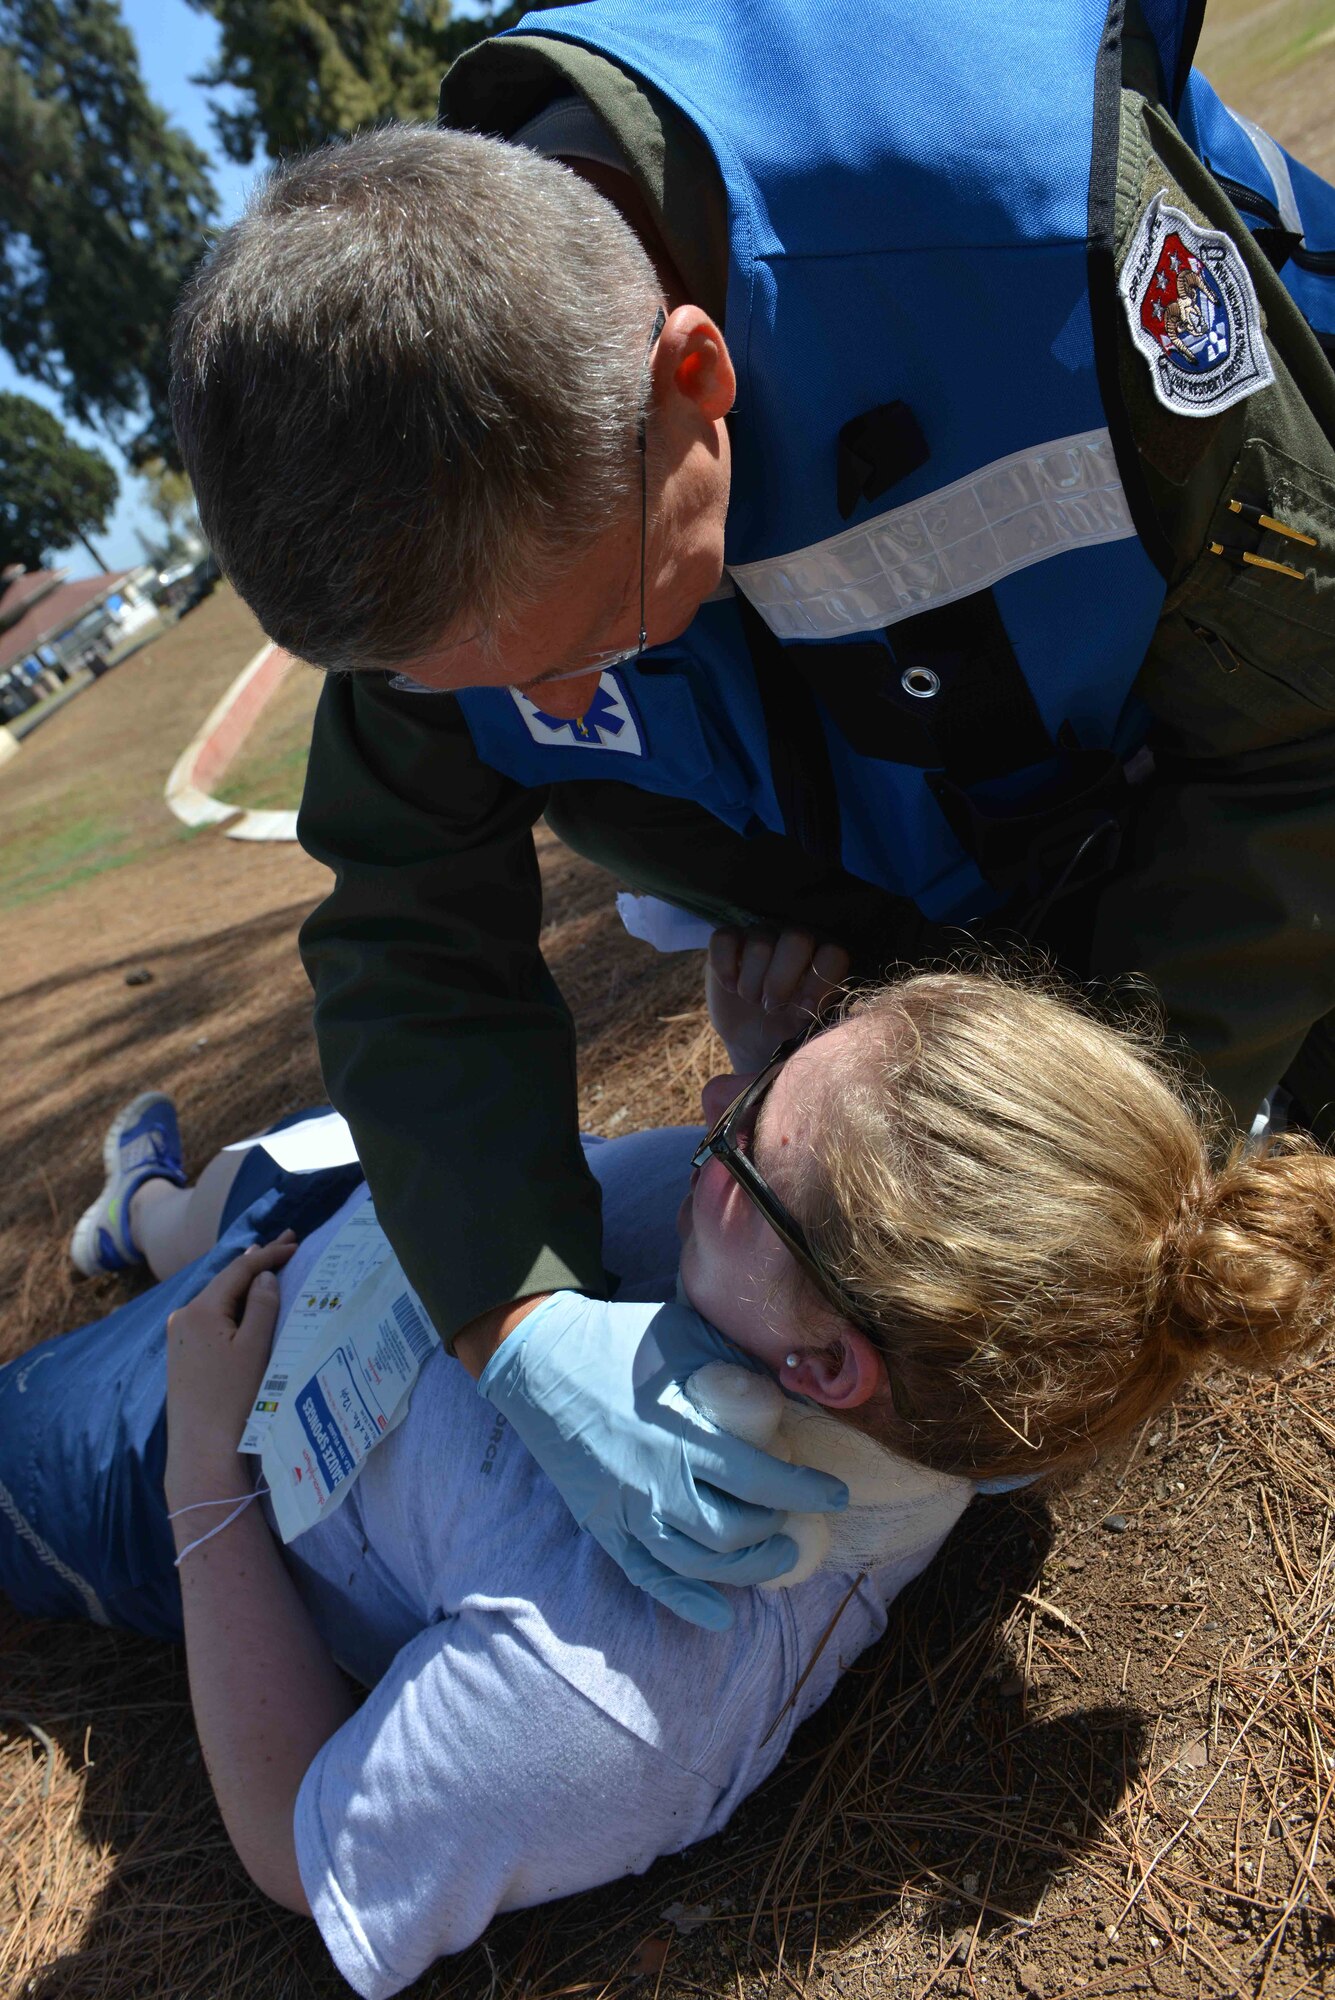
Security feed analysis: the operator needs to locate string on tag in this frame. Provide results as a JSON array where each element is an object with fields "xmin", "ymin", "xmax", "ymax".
[{"xmin": 169, "ymin": 1484, "xmax": 271, "ymax": 1566}]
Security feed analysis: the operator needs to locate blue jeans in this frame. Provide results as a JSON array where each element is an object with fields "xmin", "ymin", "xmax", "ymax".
[
  {"xmin": 0, "ymin": 1119, "xmax": 703, "ymax": 1641},
  {"xmin": 0, "ymin": 1143, "xmax": 362, "ymax": 1642}
]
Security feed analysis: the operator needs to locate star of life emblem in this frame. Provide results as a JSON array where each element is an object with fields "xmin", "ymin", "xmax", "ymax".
[
  {"xmin": 510, "ymin": 669, "xmax": 644, "ymax": 755},
  {"xmin": 1118, "ymin": 191, "xmax": 1275, "ymax": 416}
]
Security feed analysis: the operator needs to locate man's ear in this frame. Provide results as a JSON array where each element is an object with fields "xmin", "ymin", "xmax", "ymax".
[
  {"xmin": 653, "ymin": 304, "xmax": 736, "ymax": 423},
  {"xmin": 784, "ymin": 1327, "xmax": 886, "ymax": 1410}
]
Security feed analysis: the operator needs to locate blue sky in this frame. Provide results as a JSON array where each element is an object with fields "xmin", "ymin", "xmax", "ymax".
[{"xmin": 1, "ymin": 0, "xmax": 264, "ymax": 577}]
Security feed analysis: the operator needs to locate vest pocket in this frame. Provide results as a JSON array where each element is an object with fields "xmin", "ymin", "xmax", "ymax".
[{"xmin": 1154, "ymin": 434, "xmax": 1335, "ymax": 748}]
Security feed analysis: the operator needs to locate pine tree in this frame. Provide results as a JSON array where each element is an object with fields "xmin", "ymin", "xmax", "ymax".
[
  {"xmin": 186, "ymin": 0, "xmax": 453, "ymax": 160},
  {"xmin": 0, "ymin": 0, "xmax": 218, "ymax": 465},
  {"xmin": 0, "ymin": 391, "xmax": 119, "ymax": 570},
  {"xmin": 139, "ymin": 456, "xmax": 202, "ymax": 554},
  {"xmin": 187, "ymin": 0, "xmax": 566, "ymax": 161}
]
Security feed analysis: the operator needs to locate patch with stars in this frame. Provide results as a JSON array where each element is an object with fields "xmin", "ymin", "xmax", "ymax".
[
  {"xmin": 1118, "ymin": 191, "xmax": 1274, "ymax": 416},
  {"xmin": 509, "ymin": 670, "xmax": 644, "ymax": 756}
]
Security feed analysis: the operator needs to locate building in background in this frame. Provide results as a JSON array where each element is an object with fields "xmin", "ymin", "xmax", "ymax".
[{"xmin": 0, "ymin": 563, "xmax": 159, "ymax": 721}]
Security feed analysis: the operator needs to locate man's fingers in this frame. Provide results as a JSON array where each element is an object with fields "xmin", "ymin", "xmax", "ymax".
[
  {"xmin": 671, "ymin": 1427, "xmax": 850, "ymax": 1516},
  {"xmin": 762, "ymin": 928, "xmax": 818, "ymax": 1010},
  {"xmin": 644, "ymin": 1521, "xmax": 801, "ymax": 1584},
  {"xmin": 615, "ymin": 1540, "xmax": 736, "ymax": 1630},
  {"xmin": 654, "ymin": 1482, "xmax": 788, "ymax": 1551},
  {"xmin": 702, "ymin": 1444, "xmax": 851, "ymax": 1516},
  {"xmin": 752, "ymin": 1462, "xmax": 851, "ymax": 1514}
]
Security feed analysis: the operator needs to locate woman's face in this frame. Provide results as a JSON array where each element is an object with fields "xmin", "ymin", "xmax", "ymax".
[{"xmin": 677, "ymin": 1022, "xmax": 850, "ymax": 1366}]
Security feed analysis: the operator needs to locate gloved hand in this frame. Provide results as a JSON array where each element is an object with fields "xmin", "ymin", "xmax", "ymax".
[{"xmin": 478, "ymin": 1293, "xmax": 849, "ymax": 1630}]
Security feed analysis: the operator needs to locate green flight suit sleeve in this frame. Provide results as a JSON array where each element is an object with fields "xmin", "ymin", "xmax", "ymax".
[
  {"xmin": 1090, "ymin": 96, "xmax": 1335, "ymax": 1128},
  {"xmin": 297, "ymin": 672, "xmax": 611, "ymax": 1345}
]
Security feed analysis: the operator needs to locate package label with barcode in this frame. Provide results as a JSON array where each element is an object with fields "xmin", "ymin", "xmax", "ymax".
[{"xmin": 236, "ymin": 1198, "xmax": 439, "ymax": 1543}]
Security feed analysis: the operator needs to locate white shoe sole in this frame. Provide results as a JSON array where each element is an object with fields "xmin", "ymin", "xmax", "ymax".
[{"xmin": 69, "ymin": 1090, "xmax": 178, "ymax": 1276}]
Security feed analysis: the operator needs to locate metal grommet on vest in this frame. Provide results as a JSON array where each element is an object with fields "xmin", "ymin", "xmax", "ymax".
[{"xmin": 900, "ymin": 665, "xmax": 940, "ymax": 699}]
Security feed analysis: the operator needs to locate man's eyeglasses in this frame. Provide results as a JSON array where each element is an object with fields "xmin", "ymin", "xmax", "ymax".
[
  {"xmin": 388, "ymin": 308, "xmax": 667, "ymax": 701},
  {"xmin": 567, "ymin": 304, "xmax": 667, "ymax": 680},
  {"xmin": 690, "ymin": 1032, "xmax": 877, "ymax": 1337}
]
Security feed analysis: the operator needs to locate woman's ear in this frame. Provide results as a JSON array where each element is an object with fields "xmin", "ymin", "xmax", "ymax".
[{"xmin": 784, "ymin": 1327, "xmax": 886, "ymax": 1410}]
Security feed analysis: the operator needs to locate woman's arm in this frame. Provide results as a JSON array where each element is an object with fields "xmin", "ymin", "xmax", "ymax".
[{"xmin": 165, "ymin": 1239, "xmax": 358, "ymax": 1912}]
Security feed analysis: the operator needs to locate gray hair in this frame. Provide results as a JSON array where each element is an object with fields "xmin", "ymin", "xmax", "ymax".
[{"xmin": 170, "ymin": 124, "xmax": 663, "ymax": 672}]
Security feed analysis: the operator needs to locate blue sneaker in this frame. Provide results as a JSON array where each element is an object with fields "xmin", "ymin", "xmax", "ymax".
[{"xmin": 70, "ymin": 1091, "xmax": 189, "ymax": 1276}]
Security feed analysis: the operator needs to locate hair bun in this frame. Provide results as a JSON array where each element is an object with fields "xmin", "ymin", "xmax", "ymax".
[{"xmin": 1153, "ymin": 1138, "xmax": 1335, "ymax": 1370}]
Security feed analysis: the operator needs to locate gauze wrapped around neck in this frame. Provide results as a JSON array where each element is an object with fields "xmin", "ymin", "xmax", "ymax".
[{"xmin": 685, "ymin": 1363, "xmax": 974, "ymax": 1586}]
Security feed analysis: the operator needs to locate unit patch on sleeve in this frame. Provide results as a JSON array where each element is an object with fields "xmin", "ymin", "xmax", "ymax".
[
  {"xmin": 510, "ymin": 670, "xmax": 645, "ymax": 755},
  {"xmin": 1118, "ymin": 190, "xmax": 1275, "ymax": 416}
]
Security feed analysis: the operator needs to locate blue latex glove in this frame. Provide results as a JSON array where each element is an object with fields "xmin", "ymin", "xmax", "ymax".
[{"xmin": 478, "ymin": 1293, "xmax": 849, "ymax": 1630}]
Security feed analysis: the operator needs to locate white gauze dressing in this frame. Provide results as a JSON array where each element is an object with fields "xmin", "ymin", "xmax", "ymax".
[{"xmin": 686, "ymin": 1363, "xmax": 974, "ymax": 1586}]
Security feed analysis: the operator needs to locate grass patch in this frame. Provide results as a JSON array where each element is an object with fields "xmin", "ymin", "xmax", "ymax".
[
  {"xmin": 214, "ymin": 663, "xmax": 322, "ymax": 814},
  {"xmin": 1197, "ymin": 0, "xmax": 1335, "ymax": 93},
  {"xmin": 216, "ymin": 733, "xmax": 313, "ymax": 813},
  {"xmin": 1286, "ymin": 1, "xmax": 1335, "ymax": 61},
  {"xmin": 0, "ymin": 814, "xmax": 199, "ymax": 912},
  {"xmin": 0, "ymin": 584, "xmax": 269, "ymax": 910},
  {"xmin": 1, "ymin": 813, "xmax": 132, "ymax": 911}
]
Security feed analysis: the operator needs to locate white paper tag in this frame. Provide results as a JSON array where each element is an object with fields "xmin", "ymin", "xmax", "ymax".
[
  {"xmin": 1119, "ymin": 190, "xmax": 1275, "ymax": 416},
  {"xmin": 237, "ymin": 1201, "xmax": 439, "ymax": 1543},
  {"xmin": 239, "ymin": 1197, "xmax": 391, "ymax": 1451},
  {"xmin": 223, "ymin": 1110, "xmax": 359, "ymax": 1174}
]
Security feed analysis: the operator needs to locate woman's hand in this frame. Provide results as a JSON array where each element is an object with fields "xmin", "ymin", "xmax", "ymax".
[
  {"xmin": 706, "ymin": 926, "xmax": 851, "ymax": 1074},
  {"xmin": 164, "ymin": 1224, "xmax": 355, "ymax": 1918},
  {"xmin": 165, "ymin": 1232, "xmax": 298, "ymax": 1499}
]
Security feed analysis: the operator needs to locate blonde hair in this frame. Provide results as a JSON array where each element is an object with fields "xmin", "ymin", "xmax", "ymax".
[{"xmin": 798, "ymin": 971, "xmax": 1335, "ymax": 1483}]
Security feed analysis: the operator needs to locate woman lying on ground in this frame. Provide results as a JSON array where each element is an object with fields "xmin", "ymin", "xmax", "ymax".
[{"xmin": 3, "ymin": 954, "xmax": 1332, "ymax": 2000}]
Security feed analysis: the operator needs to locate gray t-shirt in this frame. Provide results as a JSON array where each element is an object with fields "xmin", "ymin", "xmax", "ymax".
[{"xmin": 271, "ymin": 1129, "xmax": 975, "ymax": 2000}]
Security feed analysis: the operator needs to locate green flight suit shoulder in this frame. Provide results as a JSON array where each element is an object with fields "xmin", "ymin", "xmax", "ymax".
[
  {"xmin": 440, "ymin": 33, "xmax": 729, "ymax": 323},
  {"xmin": 1093, "ymin": 90, "xmax": 1335, "ymax": 1125}
]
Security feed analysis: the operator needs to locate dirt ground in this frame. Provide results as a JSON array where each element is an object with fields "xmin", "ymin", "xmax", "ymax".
[
  {"xmin": 4, "ymin": 21, "xmax": 1335, "ymax": 1999},
  {"xmin": 4, "ymin": 628, "xmax": 1333, "ymax": 2000}
]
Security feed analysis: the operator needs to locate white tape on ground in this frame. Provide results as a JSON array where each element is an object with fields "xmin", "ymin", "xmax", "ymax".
[
  {"xmin": 164, "ymin": 641, "xmax": 300, "ymax": 842},
  {"xmin": 225, "ymin": 807, "xmax": 299, "ymax": 842}
]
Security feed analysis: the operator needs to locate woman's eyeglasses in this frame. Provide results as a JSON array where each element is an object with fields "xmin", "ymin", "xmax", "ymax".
[{"xmin": 689, "ymin": 1032, "xmax": 876, "ymax": 1336}]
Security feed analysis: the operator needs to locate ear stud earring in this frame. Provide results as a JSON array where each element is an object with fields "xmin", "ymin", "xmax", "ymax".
[{"xmin": 784, "ymin": 1353, "xmax": 801, "ymax": 1369}]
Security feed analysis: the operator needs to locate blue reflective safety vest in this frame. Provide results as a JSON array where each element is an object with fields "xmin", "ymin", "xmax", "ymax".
[{"xmin": 453, "ymin": 0, "xmax": 1335, "ymax": 925}]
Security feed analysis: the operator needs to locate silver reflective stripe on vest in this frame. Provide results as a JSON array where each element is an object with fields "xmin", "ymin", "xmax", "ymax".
[
  {"xmin": 730, "ymin": 428, "xmax": 1136, "ymax": 640},
  {"xmin": 1226, "ymin": 106, "xmax": 1304, "ymax": 240}
]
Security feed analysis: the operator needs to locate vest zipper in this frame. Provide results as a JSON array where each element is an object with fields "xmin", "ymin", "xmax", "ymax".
[{"xmin": 1214, "ymin": 173, "xmax": 1283, "ymax": 231}]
